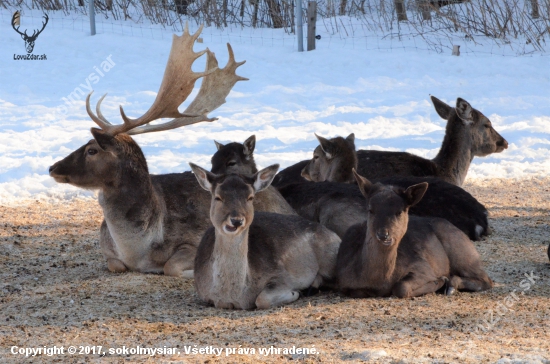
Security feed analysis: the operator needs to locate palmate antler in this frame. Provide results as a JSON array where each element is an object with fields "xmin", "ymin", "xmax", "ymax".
[{"xmin": 86, "ymin": 23, "xmax": 248, "ymax": 136}]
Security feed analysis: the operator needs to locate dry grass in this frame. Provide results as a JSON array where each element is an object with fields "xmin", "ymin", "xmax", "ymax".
[{"xmin": 0, "ymin": 177, "xmax": 549, "ymax": 363}]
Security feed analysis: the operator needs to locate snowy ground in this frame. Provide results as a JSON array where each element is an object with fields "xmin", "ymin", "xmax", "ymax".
[{"xmin": 1, "ymin": 9, "xmax": 549, "ymax": 203}]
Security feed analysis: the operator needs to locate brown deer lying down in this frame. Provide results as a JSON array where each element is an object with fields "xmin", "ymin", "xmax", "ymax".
[
  {"xmin": 218, "ymin": 136, "xmax": 490, "ymax": 240},
  {"xmin": 49, "ymin": 25, "xmax": 284, "ymax": 277},
  {"xmin": 336, "ymin": 171, "xmax": 493, "ymax": 298},
  {"xmin": 189, "ymin": 163, "xmax": 341, "ymax": 309},
  {"xmin": 210, "ymin": 135, "xmax": 296, "ymax": 215},
  {"xmin": 278, "ymin": 178, "xmax": 490, "ymax": 241},
  {"xmin": 272, "ymin": 96, "xmax": 508, "ymax": 188}
]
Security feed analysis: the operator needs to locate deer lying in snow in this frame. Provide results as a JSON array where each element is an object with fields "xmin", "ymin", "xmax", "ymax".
[
  {"xmin": 49, "ymin": 25, "xmax": 288, "ymax": 277},
  {"xmin": 189, "ymin": 163, "xmax": 341, "ymax": 309},
  {"xmin": 336, "ymin": 170, "xmax": 493, "ymax": 298},
  {"xmin": 210, "ymin": 135, "xmax": 296, "ymax": 215},
  {"xmin": 272, "ymin": 96, "xmax": 508, "ymax": 188}
]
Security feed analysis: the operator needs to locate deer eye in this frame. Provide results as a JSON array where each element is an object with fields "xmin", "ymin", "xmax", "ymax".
[
  {"xmin": 227, "ymin": 161, "xmax": 236, "ymax": 167},
  {"xmin": 485, "ymin": 124, "xmax": 491, "ymax": 128},
  {"xmin": 87, "ymin": 148, "xmax": 98, "ymax": 155},
  {"xmin": 247, "ymin": 196, "xmax": 254, "ymax": 201},
  {"xmin": 369, "ymin": 208, "xmax": 374, "ymax": 214},
  {"xmin": 314, "ymin": 155, "xmax": 319, "ymax": 160},
  {"xmin": 215, "ymin": 196, "xmax": 222, "ymax": 201}
]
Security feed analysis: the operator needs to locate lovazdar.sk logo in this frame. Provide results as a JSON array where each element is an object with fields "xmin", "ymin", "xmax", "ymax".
[{"xmin": 12, "ymin": 11, "xmax": 48, "ymax": 60}]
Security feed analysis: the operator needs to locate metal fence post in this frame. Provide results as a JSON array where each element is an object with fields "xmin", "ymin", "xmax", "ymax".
[
  {"xmin": 296, "ymin": 0, "xmax": 303, "ymax": 52},
  {"xmin": 89, "ymin": 0, "xmax": 96, "ymax": 35}
]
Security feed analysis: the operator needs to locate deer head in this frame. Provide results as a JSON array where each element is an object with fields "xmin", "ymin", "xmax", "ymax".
[
  {"xmin": 353, "ymin": 169, "xmax": 428, "ymax": 247},
  {"xmin": 12, "ymin": 13, "xmax": 48, "ymax": 54},
  {"xmin": 301, "ymin": 133, "xmax": 357, "ymax": 183},
  {"xmin": 431, "ymin": 96, "xmax": 508, "ymax": 156},
  {"xmin": 190, "ymin": 163, "xmax": 279, "ymax": 235}
]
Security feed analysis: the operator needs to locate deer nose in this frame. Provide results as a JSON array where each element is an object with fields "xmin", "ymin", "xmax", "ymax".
[
  {"xmin": 230, "ymin": 218, "xmax": 244, "ymax": 228},
  {"xmin": 499, "ymin": 138, "xmax": 508, "ymax": 149},
  {"xmin": 376, "ymin": 230, "xmax": 390, "ymax": 241}
]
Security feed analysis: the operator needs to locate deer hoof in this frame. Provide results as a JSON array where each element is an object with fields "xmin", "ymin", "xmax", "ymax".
[{"xmin": 445, "ymin": 287, "xmax": 456, "ymax": 296}]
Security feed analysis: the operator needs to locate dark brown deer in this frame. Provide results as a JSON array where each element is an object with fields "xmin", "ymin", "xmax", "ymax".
[
  {"xmin": 190, "ymin": 163, "xmax": 341, "ymax": 309},
  {"xmin": 211, "ymin": 135, "xmax": 295, "ymax": 215},
  {"xmin": 273, "ymin": 96, "xmax": 508, "ymax": 188},
  {"xmin": 336, "ymin": 171, "xmax": 493, "ymax": 298},
  {"xmin": 49, "ymin": 25, "xmax": 258, "ymax": 277}
]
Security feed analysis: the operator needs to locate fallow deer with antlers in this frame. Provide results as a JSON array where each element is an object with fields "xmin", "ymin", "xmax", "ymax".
[{"xmin": 49, "ymin": 25, "xmax": 289, "ymax": 277}]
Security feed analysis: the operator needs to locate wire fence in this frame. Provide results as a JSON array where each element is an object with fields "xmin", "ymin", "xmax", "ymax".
[{"xmin": 2, "ymin": 0, "xmax": 549, "ymax": 54}]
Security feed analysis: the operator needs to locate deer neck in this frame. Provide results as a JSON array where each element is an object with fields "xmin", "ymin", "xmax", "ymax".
[
  {"xmin": 362, "ymin": 234, "xmax": 399, "ymax": 287},
  {"xmin": 211, "ymin": 228, "xmax": 250, "ymax": 297},
  {"xmin": 432, "ymin": 117, "xmax": 472, "ymax": 186},
  {"xmin": 98, "ymin": 168, "xmax": 163, "ymax": 250}
]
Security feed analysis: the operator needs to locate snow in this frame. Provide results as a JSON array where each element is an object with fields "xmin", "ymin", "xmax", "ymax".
[{"xmin": 1, "ymin": 9, "xmax": 549, "ymax": 203}]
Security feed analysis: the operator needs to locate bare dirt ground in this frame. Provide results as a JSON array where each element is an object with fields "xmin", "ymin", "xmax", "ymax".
[{"xmin": 0, "ymin": 178, "xmax": 549, "ymax": 363}]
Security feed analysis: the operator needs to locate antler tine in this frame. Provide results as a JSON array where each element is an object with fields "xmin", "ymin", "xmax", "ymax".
[
  {"xmin": 95, "ymin": 93, "xmax": 113, "ymax": 126},
  {"xmin": 183, "ymin": 43, "xmax": 248, "ymax": 116},
  {"xmin": 86, "ymin": 92, "xmax": 117, "ymax": 133}
]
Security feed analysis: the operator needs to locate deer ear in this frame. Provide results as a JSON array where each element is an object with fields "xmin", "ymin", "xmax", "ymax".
[
  {"xmin": 353, "ymin": 169, "xmax": 372, "ymax": 198},
  {"xmin": 315, "ymin": 133, "xmax": 334, "ymax": 159},
  {"xmin": 455, "ymin": 98, "xmax": 474, "ymax": 125},
  {"xmin": 243, "ymin": 135, "xmax": 256, "ymax": 156},
  {"xmin": 214, "ymin": 140, "xmax": 224, "ymax": 150},
  {"xmin": 404, "ymin": 182, "xmax": 428, "ymax": 207},
  {"xmin": 253, "ymin": 164, "xmax": 279, "ymax": 192},
  {"xmin": 346, "ymin": 133, "xmax": 355, "ymax": 144},
  {"xmin": 430, "ymin": 96, "xmax": 452, "ymax": 120},
  {"xmin": 91, "ymin": 128, "xmax": 116, "ymax": 151},
  {"xmin": 189, "ymin": 163, "xmax": 216, "ymax": 192}
]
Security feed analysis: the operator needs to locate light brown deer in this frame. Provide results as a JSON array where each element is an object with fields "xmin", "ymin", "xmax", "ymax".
[
  {"xmin": 49, "ymin": 24, "xmax": 255, "ymax": 278},
  {"xmin": 190, "ymin": 163, "xmax": 341, "ymax": 309}
]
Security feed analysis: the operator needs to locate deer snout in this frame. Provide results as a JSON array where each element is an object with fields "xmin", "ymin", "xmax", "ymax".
[
  {"xmin": 230, "ymin": 218, "xmax": 244, "ymax": 228},
  {"xmin": 376, "ymin": 230, "xmax": 393, "ymax": 245},
  {"xmin": 497, "ymin": 137, "xmax": 508, "ymax": 151},
  {"xmin": 223, "ymin": 217, "xmax": 246, "ymax": 234}
]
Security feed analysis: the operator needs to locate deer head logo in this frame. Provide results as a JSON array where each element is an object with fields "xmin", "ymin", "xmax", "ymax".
[{"xmin": 12, "ymin": 12, "xmax": 48, "ymax": 54}]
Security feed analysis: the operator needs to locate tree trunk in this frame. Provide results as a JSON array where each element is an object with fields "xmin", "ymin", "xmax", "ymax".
[
  {"xmin": 530, "ymin": 0, "xmax": 540, "ymax": 18},
  {"xmin": 266, "ymin": 0, "xmax": 284, "ymax": 28},
  {"xmin": 394, "ymin": 0, "xmax": 408, "ymax": 21},
  {"xmin": 339, "ymin": 0, "xmax": 347, "ymax": 15}
]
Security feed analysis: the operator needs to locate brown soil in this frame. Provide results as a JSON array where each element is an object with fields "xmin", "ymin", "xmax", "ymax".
[{"xmin": 1, "ymin": 178, "xmax": 549, "ymax": 363}]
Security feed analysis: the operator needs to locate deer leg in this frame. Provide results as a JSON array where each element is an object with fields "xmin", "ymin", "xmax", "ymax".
[
  {"xmin": 392, "ymin": 273, "xmax": 447, "ymax": 298},
  {"xmin": 163, "ymin": 248, "xmax": 194, "ymax": 278},
  {"xmin": 100, "ymin": 220, "xmax": 128, "ymax": 273},
  {"xmin": 107, "ymin": 258, "xmax": 128, "ymax": 273},
  {"xmin": 448, "ymin": 275, "xmax": 494, "ymax": 294},
  {"xmin": 255, "ymin": 287, "xmax": 300, "ymax": 309}
]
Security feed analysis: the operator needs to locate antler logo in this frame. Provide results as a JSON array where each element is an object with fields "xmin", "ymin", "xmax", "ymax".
[{"xmin": 12, "ymin": 11, "xmax": 48, "ymax": 54}]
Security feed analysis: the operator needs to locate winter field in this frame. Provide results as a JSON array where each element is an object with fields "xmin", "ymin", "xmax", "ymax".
[{"xmin": 1, "ymin": 8, "xmax": 550, "ymax": 364}]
